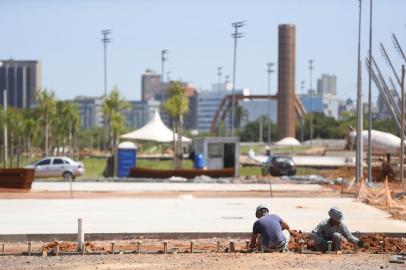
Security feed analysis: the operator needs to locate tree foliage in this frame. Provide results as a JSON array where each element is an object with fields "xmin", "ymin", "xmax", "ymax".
[
  {"xmin": 101, "ymin": 86, "xmax": 130, "ymax": 151},
  {"xmin": 164, "ymin": 81, "xmax": 189, "ymax": 169}
]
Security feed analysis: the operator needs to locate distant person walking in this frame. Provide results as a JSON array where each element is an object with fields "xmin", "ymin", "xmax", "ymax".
[
  {"xmin": 310, "ymin": 207, "xmax": 364, "ymax": 252},
  {"xmin": 249, "ymin": 205, "xmax": 291, "ymax": 252}
]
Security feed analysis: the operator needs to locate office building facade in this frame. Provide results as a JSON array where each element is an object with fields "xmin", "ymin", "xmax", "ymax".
[
  {"xmin": 317, "ymin": 74, "xmax": 337, "ymax": 95},
  {"xmin": 0, "ymin": 60, "xmax": 41, "ymax": 108}
]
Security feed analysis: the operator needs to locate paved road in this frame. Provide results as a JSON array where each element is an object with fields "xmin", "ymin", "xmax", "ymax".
[
  {"xmin": 31, "ymin": 182, "xmax": 325, "ymax": 192},
  {"xmin": 0, "ymin": 197, "xmax": 404, "ymax": 234}
]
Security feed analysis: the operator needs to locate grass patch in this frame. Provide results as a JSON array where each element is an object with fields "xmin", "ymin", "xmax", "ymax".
[
  {"xmin": 240, "ymin": 166, "xmax": 262, "ymax": 177},
  {"xmin": 80, "ymin": 157, "xmax": 107, "ymax": 178}
]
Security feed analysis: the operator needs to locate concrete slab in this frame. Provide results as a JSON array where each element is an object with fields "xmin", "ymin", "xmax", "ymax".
[
  {"xmin": 31, "ymin": 182, "xmax": 325, "ymax": 192},
  {"xmin": 0, "ymin": 197, "xmax": 404, "ymax": 234}
]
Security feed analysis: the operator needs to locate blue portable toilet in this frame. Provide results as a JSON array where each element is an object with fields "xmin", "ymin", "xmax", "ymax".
[
  {"xmin": 194, "ymin": 153, "xmax": 205, "ymax": 169},
  {"xmin": 117, "ymin": 141, "xmax": 137, "ymax": 177}
]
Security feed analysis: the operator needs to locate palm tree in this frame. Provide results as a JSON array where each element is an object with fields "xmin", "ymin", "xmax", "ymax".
[
  {"xmin": 101, "ymin": 86, "xmax": 130, "ymax": 151},
  {"xmin": 36, "ymin": 89, "xmax": 57, "ymax": 156},
  {"xmin": 164, "ymin": 81, "xmax": 189, "ymax": 169}
]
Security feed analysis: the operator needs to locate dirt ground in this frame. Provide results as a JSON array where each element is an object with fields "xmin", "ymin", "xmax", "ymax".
[{"xmin": 0, "ymin": 253, "xmax": 404, "ymax": 270}]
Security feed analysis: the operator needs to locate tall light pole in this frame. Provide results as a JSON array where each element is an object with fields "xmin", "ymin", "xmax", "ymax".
[
  {"xmin": 101, "ymin": 29, "xmax": 111, "ymax": 151},
  {"xmin": 161, "ymin": 50, "xmax": 169, "ymax": 88},
  {"xmin": 300, "ymin": 80, "xmax": 305, "ymax": 142},
  {"xmin": 367, "ymin": 0, "xmax": 373, "ymax": 182},
  {"xmin": 356, "ymin": 0, "xmax": 363, "ymax": 183},
  {"xmin": 266, "ymin": 62, "xmax": 274, "ymax": 145},
  {"xmin": 309, "ymin": 59, "xmax": 314, "ymax": 146},
  {"xmin": 231, "ymin": 20, "xmax": 245, "ymax": 136},
  {"xmin": 217, "ymin": 66, "xmax": 223, "ymax": 94},
  {"xmin": 101, "ymin": 30, "xmax": 112, "ymax": 97}
]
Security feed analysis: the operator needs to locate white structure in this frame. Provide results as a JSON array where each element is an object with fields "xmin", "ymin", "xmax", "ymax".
[{"xmin": 120, "ymin": 110, "xmax": 191, "ymax": 143}]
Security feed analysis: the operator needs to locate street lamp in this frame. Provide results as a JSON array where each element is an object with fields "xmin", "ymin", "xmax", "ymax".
[
  {"xmin": 231, "ymin": 20, "xmax": 245, "ymax": 136},
  {"xmin": 355, "ymin": 0, "xmax": 363, "ymax": 182},
  {"xmin": 308, "ymin": 59, "xmax": 314, "ymax": 146},
  {"xmin": 101, "ymin": 29, "xmax": 112, "ymax": 151},
  {"xmin": 266, "ymin": 62, "xmax": 274, "ymax": 145}
]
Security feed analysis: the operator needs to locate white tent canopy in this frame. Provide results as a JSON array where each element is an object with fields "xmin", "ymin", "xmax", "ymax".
[{"xmin": 120, "ymin": 110, "xmax": 191, "ymax": 143}]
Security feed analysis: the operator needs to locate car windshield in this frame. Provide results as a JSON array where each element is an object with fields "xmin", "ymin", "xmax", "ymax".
[{"xmin": 274, "ymin": 157, "xmax": 292, "ymax": 163}]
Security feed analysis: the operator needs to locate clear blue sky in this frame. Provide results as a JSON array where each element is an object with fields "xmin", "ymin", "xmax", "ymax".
[{"xmin": 1, "ymin": 0, "xmax": 405, "ymax": 102}]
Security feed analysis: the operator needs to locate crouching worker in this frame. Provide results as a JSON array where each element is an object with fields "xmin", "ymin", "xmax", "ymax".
[
  {"xmin": 310, "ymin": 207, "xmax": 364, "ymax": 252},
  {"xmin": 249, "ymin": 205, "xmax": 291, "ymax": 253}
]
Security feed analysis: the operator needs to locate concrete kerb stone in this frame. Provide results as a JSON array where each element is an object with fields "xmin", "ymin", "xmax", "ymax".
[{"xmin": 1, "ymin": 232, "xmax": 406, "ymax": 243}]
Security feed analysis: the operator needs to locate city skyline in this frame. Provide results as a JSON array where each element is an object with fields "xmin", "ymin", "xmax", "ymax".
[{"xmin": 1, "ymin": 0, "xmax": 405, "ymax": 102}]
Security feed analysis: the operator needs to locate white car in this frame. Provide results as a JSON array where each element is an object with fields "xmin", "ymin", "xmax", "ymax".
[{"xmin": 25, "ymin": 157, "xmax": 85, "ymax": 180}]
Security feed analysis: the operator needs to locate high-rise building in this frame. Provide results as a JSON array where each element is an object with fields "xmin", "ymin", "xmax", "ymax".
[
  {"xmin": 196, "ymin": 83, "xmax": 245, "ymax": 132},
  {"xmin": 123, "ymin": 100, "xmax": 161, "ymax": 129},
  {"xmin": 317, "ymin": 74, "xmax": 337, "ymax": 95},
  {"xmin": 299, "ymin": 93, "xmax": 340, "ymax": 119},
  {"xmin": 0, "ymin": 59, "xmax": 41, "ymax": 108},
  {"xmin": 141, "ymin": 69, "xmax": 161, "ymax": 101},
  {"xmin": 73, "ymin": 96, "xmax": 104, "ymax": 130}
]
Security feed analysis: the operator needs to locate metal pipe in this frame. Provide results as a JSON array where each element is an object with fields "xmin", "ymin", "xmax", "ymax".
[
  {"xmin": 401, "ymin": 65, "xmax": 405, "ymax": 190},
  {"xmin": 355, "ymin": 0, "xmax": 363, "ymax": 182},
  {"xmin": 380, "ymin": 43, "xmax": 402, "ymax": 86},
  {"xmin": 267, "ymin": 62, "xmax": 274, "ymax": 145},
  {"xmin": 3, "ymin": 90, "xmax": 7, "ymax": 168},
  {"xmin": 367, "ymin": 0, "xmax": 373, "ymax": 183},
  {"xmin": 392, "ymin": 33, "xmax": 406, "ymax": 63},
  {"xmin": 78, "ymin": 218, "xmax": 84, "ymax": 251},
  {"xmin": 309, "ymin": 60, "xmax": 314, "ymax": 146}
]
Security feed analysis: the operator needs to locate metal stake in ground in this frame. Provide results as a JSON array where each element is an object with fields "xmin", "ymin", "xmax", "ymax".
[
  {"xmin": 27, "ymin": 241, "xmax": 32, "ymax": 256},
  {"xmin": 77, "ymin": 218, "xmax": 84, "ymax": 252},
  {"xmin": 136, "ymin": 242, "xmax": 142, "ymax": 254},
  {"xmin": 190, "ymin": 241, "xmax": 195, "ymax": 253}
]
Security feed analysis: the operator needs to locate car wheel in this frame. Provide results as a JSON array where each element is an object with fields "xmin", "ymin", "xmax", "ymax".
[{"xmin": 63, "ymin": 172, "xmax": 73, "ymax": 181}]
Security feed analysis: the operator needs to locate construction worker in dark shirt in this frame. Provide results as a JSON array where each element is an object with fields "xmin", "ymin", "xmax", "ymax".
[{"xmin": 249, "ymin": 205, "xmax": 291, "ymax": 252}]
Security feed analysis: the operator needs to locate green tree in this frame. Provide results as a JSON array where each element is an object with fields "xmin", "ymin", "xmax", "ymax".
[
  {"xmin": 240, "ymin": 116, "xmax": 277, "ymax": 142},
  {"xmin": 53, "ymin": 101, "xmax": 80, "ymax": 156},
  {"xmin": 101, "ymin": 86, "xmax": 130, "ymax": 151},
  {"xmin": 164, "ymin": 81, "xmax": 189, "ymax": 169},
  {"xmin": 36, "ymin": 89, "xmax": 57, "ymax": 156}
]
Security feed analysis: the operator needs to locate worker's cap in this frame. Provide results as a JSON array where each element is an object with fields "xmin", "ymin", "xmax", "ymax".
[
  {"xmin": 255, "ymin": 204, "xmax": 269, "ymax": 218},
  {"xmin": 328, "ymin": 207, "xmax": 343, "ymax": 222},
  {"xmin": 265, "ymin": 146, "xmax": 270, "ymax": 150}
]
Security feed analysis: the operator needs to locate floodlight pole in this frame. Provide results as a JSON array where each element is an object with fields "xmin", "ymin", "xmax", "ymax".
[
  {"xmin": 266, "ymin": 62, "xmax": 274, "ymax": 145},
  {"xmin": 217, "ymin": 66, "xmax": 223, "ymax": 95},
  {"xmin": 101, "ymin": 29, "xmax": 111, "ymax": 151},
  {"xmin": 309, "ymin": 60, "xmax": 314, "ymax": 146},
  {"xmin": 401, "ymin": 65, "xmax": 405, "ymax": 191},
  {"xmin": 367, "ymin": 0, "xmax": 373, "ymax": 183},
  {"xmin": 231, "ymin": 21, "xmax": 245, "ymax": 137},
  {"xmin": 356, "ymin": 0, "xmax": 364, "ymax": 183}
]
